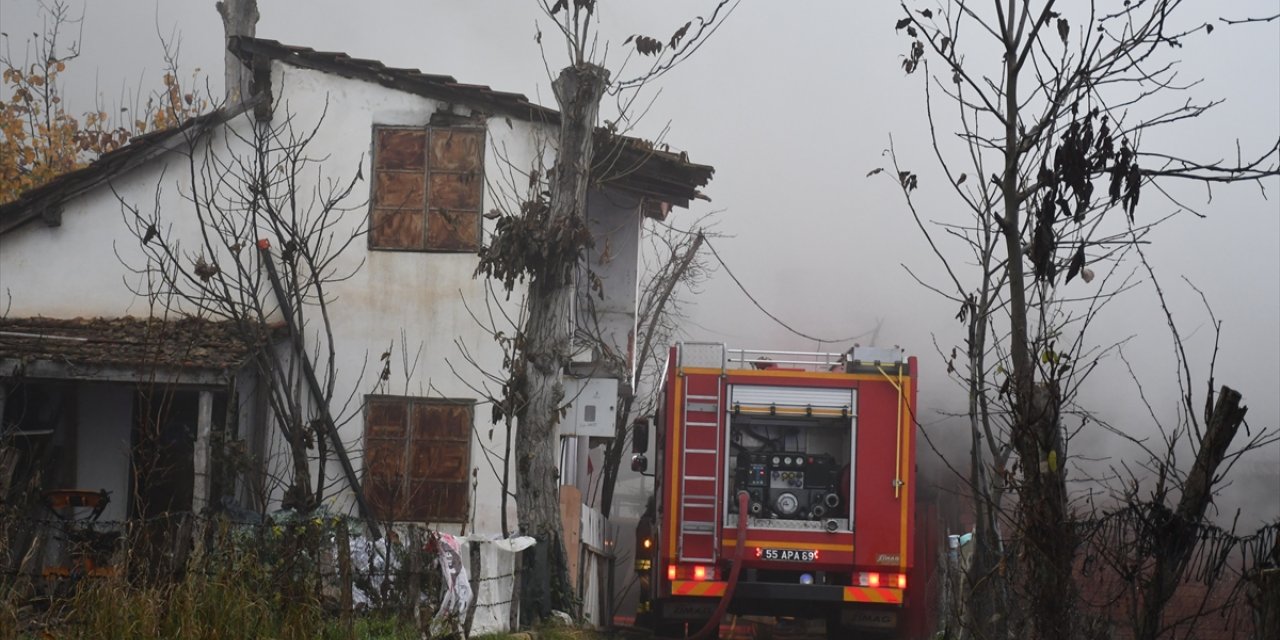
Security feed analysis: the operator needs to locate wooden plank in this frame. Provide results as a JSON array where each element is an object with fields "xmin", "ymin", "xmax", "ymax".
[
  {"xmin": 409, "ymin": 480, "xmax": 467, "ymax": 522},
  {"xmin": 366, "ymin": 398, "xmax": 408, "ymax": 439},
  {"xmin": 365, "ymin": 439, "xmax": 407, "ymax": 478},
  {"xmin": 370, "ymin": 209, "xmax": 425, "ymax": 249},
  {"xmin": 428, "ymin": 129, "xmax": 484, "ymax": 172},
  {"xmin": 409, "ymin": 442, "xmax": 468, "ymax": 481},
  {"xmin": 426, "ymin": 209, "xmax": 479, "ymax": 251},
  {"xmin": 560, "ymin": 485, "xmax": 583, "ymax": 595},
  {"xmin": 375, "ymin": 128, "xmax": 427, "ymax": 171},
  {"xmin": 427, "ymin": 172, "xmax": 482, "ymax": 210},
  {"xmin": 374, "ymin": 171, "xmax": 425, "ymax": 209},
  {"xmin": 411, "ymin": 402, "xmax": 470, "ymax": 441}
]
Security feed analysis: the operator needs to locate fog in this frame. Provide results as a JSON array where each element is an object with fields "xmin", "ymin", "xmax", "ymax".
[{"xmin": 2, "ymin": 0, "xmax": 1275, "ymax": 525}]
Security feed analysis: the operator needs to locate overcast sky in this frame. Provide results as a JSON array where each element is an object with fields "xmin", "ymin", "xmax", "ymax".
[{"xmin": 2, "ymin": 0, "xmax": 1277, "ymax": 522}]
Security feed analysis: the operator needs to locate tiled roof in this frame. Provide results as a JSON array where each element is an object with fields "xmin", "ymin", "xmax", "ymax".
[
  {"xmin": 230, "ymin": 37, "xmax": 559, "ymax": 123},
  {"xmin": 0, "ymin": 316, "xmax": 272, "ymax": 371}
]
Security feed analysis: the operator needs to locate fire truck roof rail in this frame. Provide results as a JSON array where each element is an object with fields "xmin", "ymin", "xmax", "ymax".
[
  {"xmin": 727, "ymin": 347, "xmax": 847, "ymax": 371},
  {"xmin": 676, "ymin": 343, "xmax": 908, "ymax": 372}
]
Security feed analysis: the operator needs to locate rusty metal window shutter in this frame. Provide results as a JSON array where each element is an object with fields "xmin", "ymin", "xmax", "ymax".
[
  {"xmin": 369, "ymin": 125, "xmax": 484, "ymax": 252},
  {"xmin": 362, "ymin": 395, "xmax": 473, "ymax": 522}
]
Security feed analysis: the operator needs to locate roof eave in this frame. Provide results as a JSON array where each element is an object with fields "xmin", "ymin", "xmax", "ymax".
[{"xmin": 0, "ymin": 106, "xmax": 251, "ymax": 237}]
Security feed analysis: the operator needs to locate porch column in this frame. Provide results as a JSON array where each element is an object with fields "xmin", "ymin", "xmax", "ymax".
[{"xmin": 192, "ymin": 390, "xmax": 213, "ymax": 514}]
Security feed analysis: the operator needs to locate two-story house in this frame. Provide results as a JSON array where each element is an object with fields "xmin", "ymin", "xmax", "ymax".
[{"xmin": 0, "ymin": 34, "xmax": 711, "ymax": 631}]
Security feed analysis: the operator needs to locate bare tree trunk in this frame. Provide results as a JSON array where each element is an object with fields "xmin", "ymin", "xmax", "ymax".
[
  {"xmin": 518, "ymin": 62, "xmax": 609, "ymax": 621},
  {"xmin": 1135, "ymin": 386, "xmax": 1248, "ymax": 640},
  {"xmin": 996, "ymin": 5, "xmax": 1074, "ymax": 635},
  {"xmin": 1013, "ymin": 383, "xmax": 1074, "ymax": 640}
]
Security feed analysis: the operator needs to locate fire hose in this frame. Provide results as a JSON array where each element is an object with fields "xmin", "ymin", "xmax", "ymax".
[{"xmin": 679, "ymin": 490, "xmax": 750, "ymax": 640}]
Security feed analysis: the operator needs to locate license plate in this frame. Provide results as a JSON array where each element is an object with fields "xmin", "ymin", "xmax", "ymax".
[
  {"xmin": 761, "ymin": 548, "xmax": 817, "ymax": 562},
  {"xmin": 664, "ymin": 600, "xmax": 716, "ymax": 620},
  {"xmin": 842, "ymin": 608, "xmax": 898, "ymax": 629}
]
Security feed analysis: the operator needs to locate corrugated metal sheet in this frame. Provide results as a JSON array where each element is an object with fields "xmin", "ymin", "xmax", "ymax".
[{"xmin": 730, "ymin": 385, "xmax": 854, "ymax": 410}]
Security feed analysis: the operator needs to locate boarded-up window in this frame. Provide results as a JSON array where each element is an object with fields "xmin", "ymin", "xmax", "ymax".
[
  {"xmin": 363, "ymin": 396, "xmax": 472, "ymax": 522},
  {"xmin": 370, "ymin": 126, "xmax": 485, "ymax": 251}
]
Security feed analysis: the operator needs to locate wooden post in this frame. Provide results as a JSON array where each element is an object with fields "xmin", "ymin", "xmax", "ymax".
[
  {"xmin": 336, "ymin": 525, "xmax": 354, "ymax": 639},
  {"xmin": 192, "ymin": 390, "xmax": 213, "ymax": 515},
  {"xmin": 463, "ymin": 540, "xmax": 481, "ymax": 637},
  {"xmin": 510, "ymin": 550, "xmax": 522, "ymax": 631},
  {"xmin": 606, "ymin": 547, "xmax": 616, "ymax": 629},
  {"xmin": 405, "ymin": 530, "xmax": 422, "ymax": 625}
]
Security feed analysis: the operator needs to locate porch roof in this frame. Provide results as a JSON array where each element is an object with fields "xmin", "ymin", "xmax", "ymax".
[{"xmin": 0, "ymin": 316, "xmax": 270, "ymax": 374}]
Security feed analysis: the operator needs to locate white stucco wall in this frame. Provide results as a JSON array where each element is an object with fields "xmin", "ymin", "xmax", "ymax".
[
  {"xmin": 578, "ymin": 188, "xmax": 643, "ymax": 373},
  {"xmin": 266, "ymin": 63, "xmax": 553, "ymax": 536}
]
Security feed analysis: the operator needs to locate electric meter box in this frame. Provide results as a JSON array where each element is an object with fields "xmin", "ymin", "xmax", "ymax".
[{"xmin": 560, "ymin": 377, "xmax": 619, "ymax": 438}]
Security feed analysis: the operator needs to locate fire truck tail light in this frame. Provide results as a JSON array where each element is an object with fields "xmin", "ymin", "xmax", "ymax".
[
  {"xmin": 667, "ymin": 565, "xmax": 677, "ymax": 582},
  {"xmin": 754, "ymin": 547, "xmax": 763, "ymax": 558},
  {"xmin": 858, "ymin": 571, "xmax": 905, "ymax": 589},
  {"xmin": 693, "ymin": 565, "xmax": 707, "ymax": 581}
]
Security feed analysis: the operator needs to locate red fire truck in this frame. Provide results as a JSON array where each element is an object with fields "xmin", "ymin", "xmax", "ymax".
[{"xmin": 632, "ymin": 342, "xmax": 921, "ymax": 638}]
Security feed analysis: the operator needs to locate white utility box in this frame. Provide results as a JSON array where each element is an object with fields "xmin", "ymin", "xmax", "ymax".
[{"xmin": 560, "ymin": 377, "xmax": 619, "ymax": 438}]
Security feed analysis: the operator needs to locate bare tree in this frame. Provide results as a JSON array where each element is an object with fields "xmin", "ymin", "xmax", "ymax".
[
  {"xmin": 116, "ymin": 95, "xmax": 380, "ymax": 531},
  {"xmin": 883, "ymin": 1, "xmax": 1279, "ymax": 638},
  {"xmin": 475, "ymin": 0, "xmax": 734, "ymax": 621}
]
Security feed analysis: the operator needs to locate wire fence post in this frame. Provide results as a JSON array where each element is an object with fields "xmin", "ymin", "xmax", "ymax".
[
  {"xmin": 606, "ymin": 547, "xmax": 616, "ymax": 628},
  {"xmin": 405, "ymin": 529, "xmax": 422, "ymax": 626},
  {"xmin": 336, "ymin": 524, "xmax": 353, "ymax": 639}
]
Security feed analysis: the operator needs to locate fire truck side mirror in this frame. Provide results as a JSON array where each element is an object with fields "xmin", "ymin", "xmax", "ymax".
[
  {"xmin": 630, "ymin": 454, "xmax": 649, "ymax": 473},
  {"xmin": 631, "ymin": 418, "xmax": 650, "ymax": 454}
]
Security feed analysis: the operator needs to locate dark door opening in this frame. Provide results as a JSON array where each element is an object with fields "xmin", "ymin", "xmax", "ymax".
[{"xmin": 130, "ymin": 389, "xmax": 201, "ymax": 519}]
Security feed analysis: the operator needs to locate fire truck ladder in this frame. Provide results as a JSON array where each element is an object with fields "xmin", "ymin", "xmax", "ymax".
[{"xmin": 679, "ymin": 382, "xmax": 723, "ymax": 563}]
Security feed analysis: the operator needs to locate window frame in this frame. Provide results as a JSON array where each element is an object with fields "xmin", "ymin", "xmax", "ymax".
[
  {"xmin": 362, "ymin": 394, "xmax": 474, "ymax": 523},
  {"xmin": 367, "ymin": 125, "xmax": 487, "ymax": 253}
]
